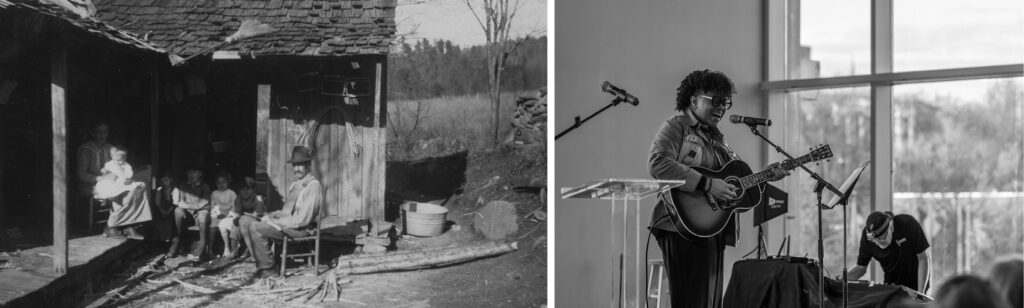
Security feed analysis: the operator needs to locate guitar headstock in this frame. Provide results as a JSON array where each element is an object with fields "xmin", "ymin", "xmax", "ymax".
[{"xmin": 809, "ymin": 144, "xmax": 834, "ymax": 163}]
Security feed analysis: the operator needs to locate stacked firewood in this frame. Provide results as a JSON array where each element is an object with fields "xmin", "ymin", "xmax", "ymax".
[{"xmin": 505, "ymin": 88, "xmax": 548, "ymax": 146}]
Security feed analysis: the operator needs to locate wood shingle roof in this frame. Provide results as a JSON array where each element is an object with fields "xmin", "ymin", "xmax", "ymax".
[
  {"xmin": 93, "ymin": 0, "xmax": 397, "ymax": 57},
  {"xmin": 0, "ymin": 0, "xmax": 166, "ymax": 53}
]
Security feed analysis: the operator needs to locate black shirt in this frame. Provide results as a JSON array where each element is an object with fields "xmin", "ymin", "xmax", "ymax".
[{"xmin": 856, "ymin": 214, "xmax": 930, "ymax": 291}]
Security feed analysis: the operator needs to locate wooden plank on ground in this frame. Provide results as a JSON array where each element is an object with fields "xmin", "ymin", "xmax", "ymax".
[
  {"xmin": 335, "ymin": 241, "xmax": 518, "ymax": 275},
  {"xmin": 50, "ymin": 46, "xmax": 68, "ymax": 274}
]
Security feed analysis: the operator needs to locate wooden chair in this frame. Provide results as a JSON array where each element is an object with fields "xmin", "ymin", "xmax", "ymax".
[
  {"xmin": 88, "ymin": 198, "xmax": 113, "ymax": 234},
  {"xmin": 279, "ymin": 208, "xmax": 325, "ymax": 277}
]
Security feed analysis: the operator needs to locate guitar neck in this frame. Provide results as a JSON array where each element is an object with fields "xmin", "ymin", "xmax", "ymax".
[{"xmin": 737, "ymin": 154, "xmax": 814, "ymax": 190}]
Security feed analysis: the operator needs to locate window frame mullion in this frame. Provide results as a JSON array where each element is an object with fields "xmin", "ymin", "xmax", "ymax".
[{"xmin": 869, "ymin": 0, "xmax": 894, "ymax": 282}]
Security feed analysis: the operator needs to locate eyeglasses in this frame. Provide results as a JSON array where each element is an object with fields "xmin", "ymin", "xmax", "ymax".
[{"xmin": 696, "ymin": 95, "xmax": 733, "ymax": 110}]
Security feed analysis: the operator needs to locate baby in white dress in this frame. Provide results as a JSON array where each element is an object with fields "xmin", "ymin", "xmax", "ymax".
[{"xmin": 94, "ymin": 147, "xmax": 134, "ymax": 199}]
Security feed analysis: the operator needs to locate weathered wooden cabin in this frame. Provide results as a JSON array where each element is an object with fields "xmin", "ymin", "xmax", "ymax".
[
  {"xmin": 92, "ymin": 0, "xmax": 397, "ymax": 234},
  {"xmin": 1, "ymin": 0, "xmax": 393, "ymax": 274}
]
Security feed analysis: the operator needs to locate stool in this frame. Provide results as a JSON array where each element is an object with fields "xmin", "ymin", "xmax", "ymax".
[
  {"xmin": 89, "ymin": 198, "xmax": 113, "ymax": 234},
  {"xmin": 647, "ymin": 259, "xmax": 668, "ymax": 308}
]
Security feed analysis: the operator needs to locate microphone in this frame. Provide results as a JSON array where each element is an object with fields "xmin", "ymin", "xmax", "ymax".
[
  {"xmin": 730, "ymin": 115, "xmax": 772, "ymax": 126},
  {"xmin": 601, "ymin": 81, "xmax": 639, "ymax": 106}
]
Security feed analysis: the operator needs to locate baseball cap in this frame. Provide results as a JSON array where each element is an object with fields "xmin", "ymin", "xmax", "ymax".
[{"xmin": 865, "ymin": 211, "xmax": 892, "ymax": 238}]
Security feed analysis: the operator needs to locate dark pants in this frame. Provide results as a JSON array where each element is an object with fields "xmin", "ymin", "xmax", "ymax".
[
  {"xmin": 654, "ymin": 228, "xmax": 725, "ymax": 308},
  {"xmin": 238, "ymin": 215, "xmax": 307, "ymax": 270}
]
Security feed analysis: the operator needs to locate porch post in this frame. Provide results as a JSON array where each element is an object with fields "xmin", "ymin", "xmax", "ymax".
[
  {"xmin": 151, "ymin": 57, "xmax": 160, "ymax": 188},
  {"xmin": 371, "ymin": 62, "xmax": 384, "ymax": 236},
  {"xmin": 257, "ymin": 84, "xmax": 271, "ymax": 198},
  {"xmin": 51, "ymin": 47, "xmax": 68, "ymax": 274}
]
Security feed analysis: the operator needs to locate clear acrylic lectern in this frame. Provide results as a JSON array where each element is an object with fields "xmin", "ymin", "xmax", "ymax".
[{"xmin": 561, "ymin": 178, "xmax": 686, "ymax": 308}]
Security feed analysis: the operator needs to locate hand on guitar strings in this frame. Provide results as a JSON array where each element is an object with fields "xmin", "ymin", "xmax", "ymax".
[
  {"xmin": 766, "ymin": 162, "xmax": 791, "ymax": 182},
  {"xmin": 709, "ymin": 178, "xmax": 739, "ymax": 201}
]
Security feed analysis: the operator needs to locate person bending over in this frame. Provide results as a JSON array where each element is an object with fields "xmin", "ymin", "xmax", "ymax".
[{"xmin": 845, "ymin": 211, "xmax": 931, "ymax": 293}]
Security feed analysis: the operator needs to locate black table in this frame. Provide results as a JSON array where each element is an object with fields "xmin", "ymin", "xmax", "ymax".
[{"xmin": 724, "ymin": 258, "xmax": 929, "ymax": 308}]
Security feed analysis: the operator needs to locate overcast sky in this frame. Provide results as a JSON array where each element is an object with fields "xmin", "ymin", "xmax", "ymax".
[
  {"xmin": 396, "ymin": 0, "xmax": 548, "ymax": 48},
  {"xmin": 800, "ymin": 0, "xmax": 1023, "ymax": 100}
]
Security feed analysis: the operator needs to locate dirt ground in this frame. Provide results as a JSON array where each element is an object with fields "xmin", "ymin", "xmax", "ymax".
[{"xmin": 91, "ymin": 145, "xmax": 547, "ymax": 308}]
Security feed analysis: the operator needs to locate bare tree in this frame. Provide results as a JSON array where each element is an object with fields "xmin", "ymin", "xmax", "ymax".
[
  {"xmin": 464, "ymin": 0, "xmax": 523, "ymax": 145},
  {"xmin": 394, "ymin": 0, "xmax": 428, "ymax": 49}
]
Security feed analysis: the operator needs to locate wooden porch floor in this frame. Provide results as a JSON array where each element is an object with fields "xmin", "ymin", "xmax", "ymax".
[{"xmin": 0, "ymin": 235, "xmax": 142, "ymax": 307}]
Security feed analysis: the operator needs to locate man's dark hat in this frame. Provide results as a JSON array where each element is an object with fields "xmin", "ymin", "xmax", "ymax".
[
  {"xmin": 865, "ymin": 211, "xmax": 893, "ymax": 238},
  {"xmin": 289, "ymin": 145, "xmax": 313, "ymax": 164}
]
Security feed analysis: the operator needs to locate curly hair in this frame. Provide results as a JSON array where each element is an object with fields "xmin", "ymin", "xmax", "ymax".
[{"xmin": 675, "ymin": 69, "xmax": 736, "ymax": 111}]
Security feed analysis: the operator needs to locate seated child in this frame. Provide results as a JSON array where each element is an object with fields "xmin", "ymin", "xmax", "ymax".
[
  {"xmin": 210, "ymin": 174, "xmax": 237, "ymax": 258},
  {"xmin": 151, "ymin": 173, "xmax": 176, "ymax": 243},
  {"xmin": 230, "ymin": 179, "xmax": 266, "ymax": 259},
  {"xmin": 169, "ymin": 168, "xmax": 211, "ymax": 259},
  {"xmin": 94, "ymin": 146, "xmax": 137, "ymax": 200}
]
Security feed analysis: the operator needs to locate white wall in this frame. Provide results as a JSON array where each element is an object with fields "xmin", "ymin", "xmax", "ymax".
[{"xmin": 554, "ymin": 0, "xmax": 767, "ymax": 306}]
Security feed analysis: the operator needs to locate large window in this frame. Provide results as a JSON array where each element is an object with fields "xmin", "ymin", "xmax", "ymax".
[
  {"xmin": 782, "ymin": 87, "xmax": 872, "ymax": 277},
  {"xmin": 767, "ymin": 0, "xmax": 1024, "ymax": 292},
  {"xmin": 793, "ymin": 0, "xmax": 870, "ymax": 78},
  {"xmin": 892, "ymin": 78, "xmax": 1024, "ymax": 282}
]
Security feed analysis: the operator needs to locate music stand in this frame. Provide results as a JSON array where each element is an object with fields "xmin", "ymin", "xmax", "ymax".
[
  {"xmin": 823, "ymin": 160, "xmax": 871, "ymax": 308},
  {"xmin": 562, "ymin": 178, "xmax": 686, "ymax": 308}
]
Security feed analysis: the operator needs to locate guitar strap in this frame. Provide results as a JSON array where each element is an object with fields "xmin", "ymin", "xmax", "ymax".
[{"xmin": 693, "ymin": 124, "xmax": 734, "ymax": 168}]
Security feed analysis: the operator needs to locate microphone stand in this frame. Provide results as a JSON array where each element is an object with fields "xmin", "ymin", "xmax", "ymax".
[
  {"xmin": 744, "ymin": 124, "xmax": 844, "ymax": 308},
  {"xmin": 839, "ymin": 190, "xmax": 850, "ymax": 308},
  {"xmin": 556, "ymin": 97, "xmax": 629, "ymax": 140}
]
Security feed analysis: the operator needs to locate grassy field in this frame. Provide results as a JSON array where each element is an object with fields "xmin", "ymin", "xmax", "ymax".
[{"xmin": 386, "ymin": 92, "xmax": 536, "ymax": 161}]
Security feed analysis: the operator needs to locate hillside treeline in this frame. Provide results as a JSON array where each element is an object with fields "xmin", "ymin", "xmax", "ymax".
[{"xmin": 388, "ymin": 36, "xmax": 547, "ymax": 100}]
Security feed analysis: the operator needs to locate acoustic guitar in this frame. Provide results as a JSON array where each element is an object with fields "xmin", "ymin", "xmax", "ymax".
[{"xmin": 660, "ymin": 144, "xmax": 833, "ymax": 237}]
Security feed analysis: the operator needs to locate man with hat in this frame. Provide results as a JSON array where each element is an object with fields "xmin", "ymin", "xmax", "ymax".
[
  {"xmin": 238, "ymin": 146, "xmax": 323, "ymax": 277},
  {"xmin": 845, "ymin": 211, "xmax": 931, "ymax": 292}
]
